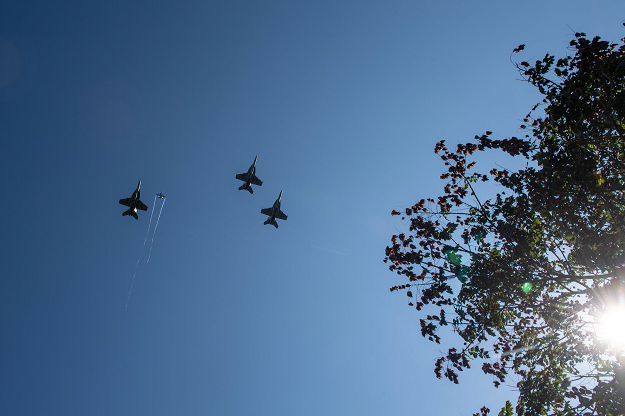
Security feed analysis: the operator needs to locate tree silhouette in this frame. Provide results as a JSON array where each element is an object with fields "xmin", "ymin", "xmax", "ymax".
[{"xmin": 385, "ymin": 27, "xmax": 625, "ymax": 416}]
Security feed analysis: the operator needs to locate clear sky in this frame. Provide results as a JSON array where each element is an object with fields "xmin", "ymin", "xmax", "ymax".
[{"xmin": 1, "ymin": 1, "xmax": 623, "ymax": 415}]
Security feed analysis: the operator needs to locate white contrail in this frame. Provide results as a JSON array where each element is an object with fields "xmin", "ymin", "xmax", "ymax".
[
  {"xmin": 310, "ymin": 245, "xmax": 350, "ymax": 256},
  {"xmin": 100, "ymin": 195, "xmax": 157, "ymax": 415},
  {"xmin": 147, "ymin": 197, "xmax": 165, "ymax": 264},
  {"xmin": 124, "ymin": 195, "xmax": 157, "ymax": 311},
  {"xmin": 124, "ymin": 271, "xmax": 138, "ymax": 312},
  {"xmin": 143, "ymin": 195, "xmax": 157, "ymax": 247}
]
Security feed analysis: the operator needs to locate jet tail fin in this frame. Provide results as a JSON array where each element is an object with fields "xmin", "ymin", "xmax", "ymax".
[
  {"xmin": 239, "ymin": 184, "xmax": 254, "ymax": 194},
  {"xmin": 264, "ymin": 218, "xmax": 278, "ymax": 228},
  {"xmin": 239, "ymin": 184, "xmax": 253, "ymax": 194},
  {"xmin": 123, "ymin": 208, "xmax": 139, "ymax": 220}
]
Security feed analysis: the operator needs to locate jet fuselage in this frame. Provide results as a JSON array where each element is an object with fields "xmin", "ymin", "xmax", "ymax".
[
  {"xmin": 272, "ymin": 194, "xmax": 281, "ymax": 210},
  {"xmin": 129, "ymin": 182, "xmax": 141, "ymax": 208},
  {"xmin": 244, "ymin": 159, "xmax": 257, "ymax": 187}
]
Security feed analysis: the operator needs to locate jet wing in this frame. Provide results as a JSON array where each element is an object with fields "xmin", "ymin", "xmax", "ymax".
[
  {"xmin": 260, "ymin": 207, "xmax": 273, "ymax": 216},
  {"xmin": 250, "ymin": 176, "xmax": 263, "ymax": 186},
  {"xmin": 136, "ymin": 200, "xmax": 148, "ymax": 211},
  {"xmin": 275, "ymin": 210, "xmax": 287, "ymax": 221},
  {"xmin": 119, "ymin": 198, "xmax": 133, "ymax": 207},
  {"xmin": 236, "ymin": 173, "xmax": 249, "ymax": 182}
]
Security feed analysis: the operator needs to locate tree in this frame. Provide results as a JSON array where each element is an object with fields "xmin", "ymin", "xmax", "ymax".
[{"xmin": 385, "ymin": 28, "xmax": 625, "ymax": 416}]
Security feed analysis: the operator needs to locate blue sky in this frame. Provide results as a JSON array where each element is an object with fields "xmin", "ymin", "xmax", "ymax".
[{"xmin": 1, "ymin": 1, "xmax": 623, "ymax": 415}]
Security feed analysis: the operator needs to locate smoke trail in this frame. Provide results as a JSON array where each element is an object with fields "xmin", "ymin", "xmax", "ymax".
[
  {"xmin": 310, "ymin": 245, "xmax": 350, "ymax": 256},
  {"xmin": 99, "ymin": 195, "xmax": 157, "ymax": 415},
  {"xmin": 143, "ymin": 195, "xmax": 157, "ymax": 247},
  {"xmin": 124, "ymin": 272, "xmax": 138, "ymax": 312},
  {"xmin": 147, "ymin": 197, "xmax": 165, "ymax": 264},
  {"xmin": 124, "ymin": 195, "xmax": 157, "ymax": 311}
]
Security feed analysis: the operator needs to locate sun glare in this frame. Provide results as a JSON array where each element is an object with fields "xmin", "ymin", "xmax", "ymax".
[{"xmin": 596, "ymin": 306, "xmax": 625, "ymax": 348}]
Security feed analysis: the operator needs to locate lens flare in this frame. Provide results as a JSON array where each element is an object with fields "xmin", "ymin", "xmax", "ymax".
[{"xmin": 522, "ymin": 282, "xmax": 532, "ymax": 293}]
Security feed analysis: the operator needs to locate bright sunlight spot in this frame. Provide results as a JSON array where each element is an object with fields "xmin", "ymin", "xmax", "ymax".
[{"xmin": 596, "ymin": 306, "xmax": 625, "ymax": 348}]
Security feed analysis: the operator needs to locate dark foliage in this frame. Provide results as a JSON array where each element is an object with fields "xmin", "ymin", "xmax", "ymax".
[{"xmin": 385, "ymin": 28, "xmax": 625, "ymax": 416}]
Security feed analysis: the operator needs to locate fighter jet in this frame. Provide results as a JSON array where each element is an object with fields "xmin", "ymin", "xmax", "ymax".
[
  {"xmin": 236, "ymin": 156, "xmax": 263, "ymax": 194},
  {"xmin": 119, "ymin": 180, "xmax": 148, "ymax": 220},
  {"xmin": 157, "ymin": 192, "xmax": 165, "ymax": 199},
  {"xmin": 261, "ymin": 191, "xmax": 287, "ymax": 228}
]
